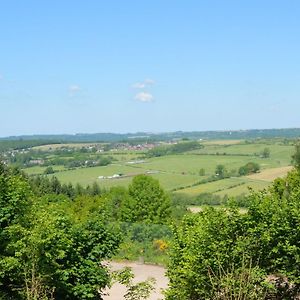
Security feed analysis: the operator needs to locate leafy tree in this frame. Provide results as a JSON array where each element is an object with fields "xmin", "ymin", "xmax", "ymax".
[
  {"xmin": 112, "ymin": 267, "xmax": 155, "ymax": 300},
  {"xmin": 44, "ymin": 166, "xmax": 55, "ymax": 174},
  {"xmin": 104, "ymin": 187, "xmax": 132, "ymax": 221},
  {"xmin": 125, "ymin": 175, "xmax": 171, "ymax": 224},
  {"xmin": 0, "ymin": 162, "xmax": 32, "ymax": 299},
  {"xmin": 91, "ymin": 182, "xmax": 101, "ymax": 196},
  {"xmin": 261, "ymin": 147, "xmax": 271, "ymax": 158},
  {"xmin": 198, "ymin": 168, "xmax": 205, "ymax": 176},
  {"xmin": 238, "ymin": 162, "xmax": 260, "ymax": 176},
  {"xmin": 292, "ymin": 141, "xmax": 300, "ymax": 170},
  {"xmin": 75, "ymin": 183, "xmax": 84, "ymax": 196},
  {"xmin": 215, "ymin": 164, "xmax": 227, "ymax": 178},
  {"xmin": 0, "ymin": 163, "xmax": 31, "ymax": 229}
]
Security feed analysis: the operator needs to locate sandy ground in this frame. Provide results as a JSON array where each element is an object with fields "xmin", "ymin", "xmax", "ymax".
[
  {"xmin": 202, "ymin": 139, "xmax": 243, "ymax": 145},
  {"xmin": 102, "ymin": 261, "xmax": 168, "ymax": 300},
  {"xmin": 246, "ymin": 166, "xmax": 293, "ymax": 182}
]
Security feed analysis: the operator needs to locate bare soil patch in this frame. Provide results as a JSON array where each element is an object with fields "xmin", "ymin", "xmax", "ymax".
[
  {"xmin": 202, "ymin": 139, "xmax": 243, "ymax": 145},
  {"xmin": 103, "ymin": 261, "xmax": 168, "ymax": 300},
  {"xmin": 246, "ymin": 166, "xmax": 293, "ymax": 182}
]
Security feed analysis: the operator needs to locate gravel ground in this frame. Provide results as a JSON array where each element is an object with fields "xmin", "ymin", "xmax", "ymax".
[{"xmin": 102, "ymin": 261, "xmax": 168, "ymax": 300}]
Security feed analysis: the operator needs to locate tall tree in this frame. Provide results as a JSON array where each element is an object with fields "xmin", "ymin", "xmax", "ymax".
[
  {"xmin": 292, "ymin": 142, "xmax": 300, "ymax": 170},
  {"xmin": 126, "ymin": 175, "xmax": 171, "ymax": 224}
]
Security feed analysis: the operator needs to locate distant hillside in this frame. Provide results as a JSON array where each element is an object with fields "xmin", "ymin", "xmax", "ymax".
[
  {"xmin": 0, "ymin": 140, "xmax": 62, "ymax": 152},
  {"xmin": 1, "ymin": 128, "xmax": 300, "ymax": 145}
]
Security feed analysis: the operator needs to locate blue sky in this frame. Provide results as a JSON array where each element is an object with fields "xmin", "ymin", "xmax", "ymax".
[{"xmin": 1, "ymin": 0, "xmax": 300, "ymax": 137}]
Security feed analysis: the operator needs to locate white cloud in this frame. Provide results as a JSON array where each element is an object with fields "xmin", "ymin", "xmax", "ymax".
[
  {"xmin": 132, "ymin": 78, "xmax": 155, "ymax": 89},
  {"xmin": 144, "ymin": 78, "xmax": 155, "ymax": 85},
  {"xmin": 132, "ymin": 82, "xmax": 146, "ymax": 89},
  {"xmin": 68, "ymin": 84, "xmax": 81, "ymax": 96},
  {"xmin": 134, "ymin": 92, "xmax": 154, "ymax": 102}
]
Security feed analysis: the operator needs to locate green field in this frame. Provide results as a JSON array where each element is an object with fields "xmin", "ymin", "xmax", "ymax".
[
  {"xmin": 214, "ymin": 179, "xmax": 270, "ymax": 197},
  {"xmin": 22, "ymin": 141, "xmax": 295, "ymax": 197},
  {"xmin": 146, "ymin": 153, "xmax": 281, "ymax": 175},
  {"xmin": 24, "ymin": 165, "xmax": 66, "ymax": 175}
]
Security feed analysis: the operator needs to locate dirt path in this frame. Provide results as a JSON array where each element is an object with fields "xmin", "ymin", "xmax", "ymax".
[{"xmin": 103, "ymin": 261, "xmax": 168, "ymax": 300}]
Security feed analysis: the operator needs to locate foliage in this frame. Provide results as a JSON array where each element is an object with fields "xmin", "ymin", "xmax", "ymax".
[
  {"xmin": 104, "ymin": 187, "xmax": 133, "ymax": 221},
  {"xmin": 208, "ymin": 260, "xmax": 271, "ymax": 300},
  {"xmin": 146, "ymin": 141, "xmax": 202, "ymax": 157},
  {"xmin": 29, "ymin": 175, "xmax": 103, "ymax": 198},
  {"xmin": 0, "ymin": 162, "xmax": 121, "ymax": 299},
  {"xmin": 166, "ymin": 168, "xmax": 300, "ymax": 299},
  {"xmin": 0, "ymin": 140, "xmax": 59, "ymax": 153},
  {"xmin": 112, "ymin": 267, "xmax": 155, "ymax": 300},
  {"xmin": 0, "ymin": 164, "xmax": 31, "ymax": 230},
  {"xmin": 238, "ymin": 162, "xmax": 260, "ymax": 176},
  {"xmin": 198, "ymin": 168, "xmax": 205, "ymax": 176},
  {"xmin": 261, "ymin": 147, "xmax": 271, "ymax": 158},
  {"xmin": 44, "ymin": 166, "xmax": 55, "ymax": 174},
  {"xmin": 215, "ymin": 164, "xmax": 228, "ymax": 178},
  {"xmin": 292, "ymin": 141, "xmax": 300, "ymax": 170},
  {"xmin": 115, "ymin": 222, "xmax": 172, "ymax": 265},
  {"xmin": 124, "ymin": 175, "xmax": 171, "ymax": 224},
  {"xmin": 0, "ymin": 163, "xmax": 32, "ymax": 299}
]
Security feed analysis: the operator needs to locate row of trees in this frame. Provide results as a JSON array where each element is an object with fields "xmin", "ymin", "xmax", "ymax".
[
  {"xmin": 215, "ymin": 161, "xmax": 260, "ymax": 178},
  {"xmin": 28, "ymin": 174, "xmax": 171, "ymax": 224},
  {"xmin": 146, "ymin": 141, "xmax": 202, "ymax": 157}
]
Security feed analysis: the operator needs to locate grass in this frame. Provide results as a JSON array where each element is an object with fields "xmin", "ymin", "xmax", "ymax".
[
  {"xmin": 22, "ymin": 140, "xmax": 295, "ymax": 197},
  {"xmin": 24, "ymin": 165, "xmax": 66, "ymax": 175},
  {"xmin": 192, "ymin": 143, "xmax": 294, "ymax": 165},
  {"xmin": 146, "ymin": 154, "xmax": 279, "ymax": 175},
  {"xmin": 176, "ymin": 177, "xmax": 247, "ymax": 195},
  {"xmin": 49, "ymin": 163, "xmax": 201, "ymax": 191},
  {"xmin": 150, "ymin": 172, "xmax": 200, "ymax": 191},
  {"xmin": 214, "ymin": 179, "xmax": 270, "ymax": 197},
  {"xmin": 50, "ymin": 164, "xmax": 143, "ymax": 188}
]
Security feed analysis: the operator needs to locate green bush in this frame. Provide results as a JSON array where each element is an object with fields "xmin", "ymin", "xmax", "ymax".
[
  {"xmin": 166, "ymin": 168, "xmax": 300, "ymax": 299},
  {"xmin": 238, "ymin": 162, "xmax": 260, "ymax": 176}
]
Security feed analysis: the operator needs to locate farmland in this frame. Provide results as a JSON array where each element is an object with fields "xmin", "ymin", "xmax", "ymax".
[{"xmin": 13, "ymin": 139, "xmax": 295, "ymax": 198}]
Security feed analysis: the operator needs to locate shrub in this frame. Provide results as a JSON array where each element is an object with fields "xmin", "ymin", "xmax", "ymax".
[{"xmin": 166, "ymin": 168, "xmax": 300, "ymax": 299}]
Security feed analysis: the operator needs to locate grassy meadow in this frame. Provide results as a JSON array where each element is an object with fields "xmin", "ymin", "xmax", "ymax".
[{"xmin": 22, "ymin": 140, "xmax": 295, "ymax": 197}]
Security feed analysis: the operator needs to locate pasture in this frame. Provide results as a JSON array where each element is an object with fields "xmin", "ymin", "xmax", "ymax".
[
  {"xmin": 22, "ymin": 140, "xmax": 295, "ymax": 197},
  {"xmin": 24, "ymin": 165, "xmax": 66, "ymax": 175}
]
